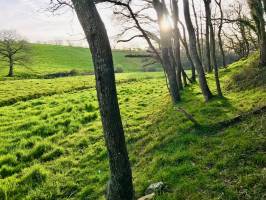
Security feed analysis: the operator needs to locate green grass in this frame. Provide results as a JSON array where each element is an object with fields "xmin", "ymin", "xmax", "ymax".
[
  {"xmin": 0, "ymin": 44, "xmax": 161, "ymax": 79},
  {"xmin": 0, "ymin": 54, "xmax": 265, "ymax": 199}
]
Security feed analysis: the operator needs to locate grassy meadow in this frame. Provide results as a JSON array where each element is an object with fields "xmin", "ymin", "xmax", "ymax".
[
  {"xmin": 0, "ymin": 52, "xmax": 265, "ymax": 199},
  {"xmin": 0, "ymin": 44, "xmax": 161, "ymax": 79}
]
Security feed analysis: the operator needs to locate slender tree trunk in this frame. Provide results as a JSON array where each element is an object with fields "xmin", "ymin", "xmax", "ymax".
[
  {"xmin": 210, "ymin": 21, "xmax": 223, "ymax": 97},
  {"xmin": 71, "ymin": 1, "xmax": 134, "ymax": 199},
  {"xmin": 179, "ymin": 21, "xmax": 197, "ymax": 82},
  {"xmin": 192, "ymin": 0, "xmax": 203, "ymax": 63},
  {"xmin": 204, "ymin": 0, "xmax": 212, "ymax": 72},
  {"xmin": 215, "ymin": 0, "xmax": 226, "ymax": 67},
  {"xmin": 172, "ymin": 0, "xmax": 183, "ymax": 90},
  {"xmin": 8, "ymin": 57, "xmax": 14, "ymax": 77},
  {"xmin": 183, "ymin": 0, "xmax": 213, "ymax": 101},
  {"xmin": 153, "ymin": 0, "xmax": 181, "ymax": 103}
]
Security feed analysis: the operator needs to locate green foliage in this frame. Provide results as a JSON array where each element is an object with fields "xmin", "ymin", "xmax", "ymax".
[{"xmin": 0, "ymin": 55, "xmax": 265, "ymax": 199}]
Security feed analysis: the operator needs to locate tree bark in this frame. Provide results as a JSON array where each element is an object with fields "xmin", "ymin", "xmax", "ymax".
[
  {"xmin": 153, "ymin": 0, "xmax": 181, "ymax": 103},
  {"xmin": 192, "ymin": 0, "xmax": 203, "ymax": 63},
  {"xmin": 8, "ymin": 57, "xmax": 14, "ymax": 77},
  {"xmin": 71, "ymin": 1, "xmax": 134, "ymax": 199},
  {"xmin": 248, "ymin": 0, "xmax": 266, "ymax": 67},
  {"xmin": 179, "ymin": 21, "xmax": 197, "ymax": 82},
  {"xmin": 183, "ymin": 0, "xmax": 213, "ymax": 101},
  {"xmin": 210, "ymin": 20, "xmax": 223, "ymax": 97},
  {"xmin": 172, "ymin": 0, "xmax": 183, "ymax": 90},
  {"xmin": 215, "ymin": 0, "xmax": 226, "ymax": 68},
  {"xmin": 204, "ymin": 0, "xmax": 212, "ymax": 72}
]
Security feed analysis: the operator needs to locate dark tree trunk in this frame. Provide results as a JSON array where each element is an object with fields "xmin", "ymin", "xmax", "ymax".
[
  {"xmin": 153, "ymin": 0, "xmax": 181, "ymax": 103},
  {"xmin": 204, "ymin": 0, "xmax": 212, "ymax": 72},
  {"xmin": 8, "ymin": 57, "xmax": 14, "ymax": 77},
  {"xmin": 172, "ymin": 0, "xmax": 183, "ymax": 90},
  {"xmin": 183, "ymin": 0, "xmax": 213, "ymax": 101},
  {"xmin": 71, "ymin": 1, "xmax": 134, "ymax": 200}
]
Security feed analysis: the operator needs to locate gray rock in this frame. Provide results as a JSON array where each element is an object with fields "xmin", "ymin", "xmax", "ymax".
[
  {"xmin": 138, "ymin": 193, "xmax": 155, "ymax": 200},
  {"xmin": 145, "ymin": 182, "xmax": 165, "ymax": 195}
]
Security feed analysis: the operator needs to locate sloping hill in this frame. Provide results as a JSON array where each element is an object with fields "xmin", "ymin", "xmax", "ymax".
[
  {"xmin": 0, "ymin": 44, "xmax": 160, "ymax": 79},
  {"xmin": 0, "ymin": 54, "xmax": 265, "ymax": 199}
]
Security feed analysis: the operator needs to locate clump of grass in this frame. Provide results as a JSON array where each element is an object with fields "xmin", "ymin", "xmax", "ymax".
[
  {"xmin": 25, "ymin": 142, "xmax": 53, "ymax": 161},
  {"xmin": 0, "ymin": 165, "xmax": 18, "ymax": 178},
  {"xmin": 80, "ymin": 113, "xmax": 98, "ymax": 124},
  {"xmin": 85, "ymin": 104, "xmax": 96, "ymax": 112},
  {"xmin": 32, "ymin": 124, "xmax": 57, "ymax": 137},
  {"xmin": 0, "ymin": 154, "xmax": 17, "ymax": 166},
  {"xmin": 41, "ymin": 147, "xmax": 64, "ymax": 162},
  {"xmin": 19, "ymin": 165, "xmax": 48, "ymax": 187}
]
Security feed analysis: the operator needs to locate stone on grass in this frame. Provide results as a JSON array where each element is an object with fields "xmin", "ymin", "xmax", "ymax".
[
  {"xmin": 138, "ymin": 193, "xmax": 155, "ymax": 200},
  {"xmin": 145, "ymin": 181, "xmax": 166, "ymax": 195}
]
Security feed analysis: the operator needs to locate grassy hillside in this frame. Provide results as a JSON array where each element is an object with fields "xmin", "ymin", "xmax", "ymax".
[
  {"xmin": 0, "ymin": 44, "xmax": 160, "ymax": 79},
  {"xmin": 0, "ymin": 54, "xmax": 265, "ymax": 199}
]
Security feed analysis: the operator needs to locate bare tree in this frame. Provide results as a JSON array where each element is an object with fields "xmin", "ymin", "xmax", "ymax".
[
  {"xmin": 0, "ymin": 30, "xmax": 31, "ymax": 77},
  {"xmin": 183, "ymin": 0, "xmax": 213, "ymax": 101}
]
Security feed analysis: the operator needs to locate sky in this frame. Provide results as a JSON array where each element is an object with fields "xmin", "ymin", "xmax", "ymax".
[
  {"xmin": 0, "ymin": 0, "xmax": 245, "ymax": 49},
  {"xmin": 0, "ymin": 0, "xmax": 131, "ymax": 48}
]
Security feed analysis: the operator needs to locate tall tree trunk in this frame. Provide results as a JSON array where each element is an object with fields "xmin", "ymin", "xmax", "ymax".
[
  {"xmin": 204, "ymin": 0, "xmax": 212, "ymax": 72},
  {"xmin": 71, "ymin": 1, "xmax": 134, "ymax": 199},
  {"xmin": 248, "ymin": 0, "xmax": 266, "ymax": 67},
  {"xmin": 183, "ymin": 0, "xmax": 213, "ymax": 101},
  {"xmin": 172, "ymin": 0, "xmax": 183, "ymax": 90},
  {"xmin": 179, "ymin": 21, "xmax": 197, "ymax": 82},
  {"xmin": 210, "ymin": 21, "xmax": 223, "ymax": 97},
  {"xmin": 153, "ymin": 0, "xmax": 181, "ymax": 103},
  {"xmin": 215, "ymin": 0, "xmax": 226, "ymax": 68},
  {"xmin": 8, "ymin": 57, "xmax": 14, "ymax": 77},
  {"xmin": 192, "ymin": 0, "xmax": 203, "ymax": 63}
]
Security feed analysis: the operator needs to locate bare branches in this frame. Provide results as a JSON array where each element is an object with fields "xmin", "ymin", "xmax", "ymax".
[{"xmin": 48, "ymin": 0, "xmax": 73, "ymax": 12}]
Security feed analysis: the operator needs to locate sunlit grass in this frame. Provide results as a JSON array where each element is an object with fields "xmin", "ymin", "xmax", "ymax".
[{"xmin": 0, "ymin": 54, "xmax": 265, "ymax": 199}]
